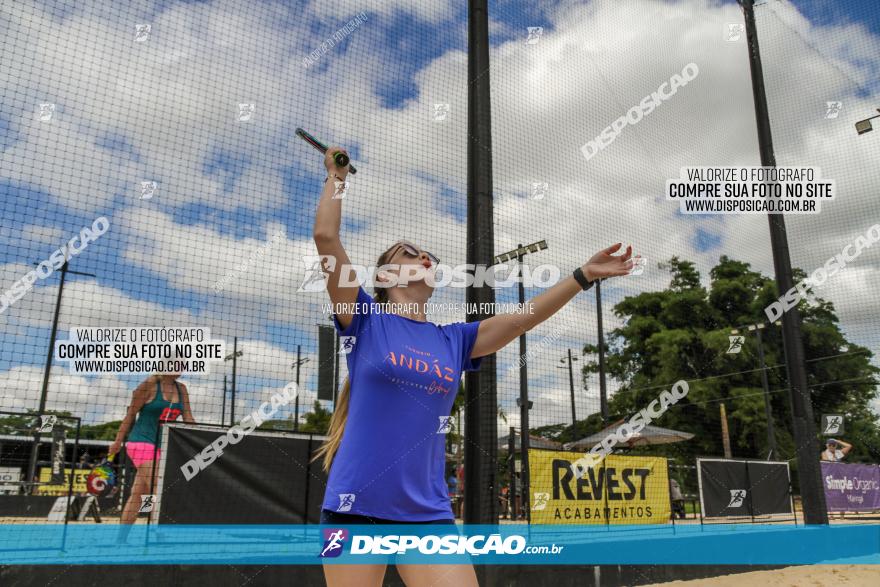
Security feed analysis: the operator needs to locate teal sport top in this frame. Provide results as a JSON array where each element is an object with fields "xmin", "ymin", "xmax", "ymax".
[{"xmin": 127, "ymin": 378, "xmax": 184, "ymax": 447}]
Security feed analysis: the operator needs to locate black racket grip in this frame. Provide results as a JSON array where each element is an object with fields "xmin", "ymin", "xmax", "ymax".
[
  {"xmin": 296, "ymin": 127, "xmax": 357, "ymax": 174},
  {"xmin": 330, "ymin": 151, "xmax": 356, "ymax": 174}
]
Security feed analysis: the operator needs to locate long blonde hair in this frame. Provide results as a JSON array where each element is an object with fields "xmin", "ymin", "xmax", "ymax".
[
  {"xmin": 312, "ymin": 378, "xmax": 350, "ymax": 473},
  {"xmin": 311, "ymin": 245, "xmax": 395, "ymax": 473}
]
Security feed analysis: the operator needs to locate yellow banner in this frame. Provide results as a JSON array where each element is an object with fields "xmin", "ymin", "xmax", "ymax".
[
  {"xmin": 34, "ymin": 467, "xmax": 90, "ymax": 495},
  {"xmin": 528, "ymin": 450, "xmax": 671, "ymax": 524}
]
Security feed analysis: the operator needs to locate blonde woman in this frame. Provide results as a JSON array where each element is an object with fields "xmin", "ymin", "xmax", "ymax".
[
  {"xmin": 110, "ymin": 371, "xmax": 194, "ymax": 525},
  {"xmin": 312, "ymin": 147, "xmax": 635, "ymax": 586}
]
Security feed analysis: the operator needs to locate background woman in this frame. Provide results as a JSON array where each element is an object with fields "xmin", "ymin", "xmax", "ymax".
[
  {"xmin": 109, "ymin": 371, "xmax": 194, "ymax": 525},
  {"xmin": 313, "ymin": 146, "xmax": 635, "ymax": 587}
]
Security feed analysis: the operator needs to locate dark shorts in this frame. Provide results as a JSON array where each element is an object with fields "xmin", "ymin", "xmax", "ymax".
[{"xmin": 320, "ymin": 509, "xmax": 455, "ymax": 525}]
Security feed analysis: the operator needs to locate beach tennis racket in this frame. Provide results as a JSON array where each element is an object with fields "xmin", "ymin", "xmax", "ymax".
[
  {"xmin": 295, "ymin": 127, "xmax": 357, "ymax": 175},
  {"xmin": 86, "ymin": 454, "xmax": 118, "ymax": 497}
]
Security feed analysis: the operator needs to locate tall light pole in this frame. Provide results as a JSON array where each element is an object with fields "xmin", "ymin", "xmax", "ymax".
[
  {"xmin": 221, "ymin": 375, "xmax": 227, "ymax": 425},
  {"xmin": 557, "ymin": 350, "xmax": 579, "ymax": 427},
  {"xmin": 507, "ymin": 426, "xmax": 516, "ymax": 520},
  {"xmin": 291, "ymin": 345, "xmax": 310, "ymax": 431},
  {"xmin": 26, "ymin": 258, "xmax": 96, "ymax": 493},
  {"xmin": 595, "ymin": 280, "xmax": 609, "ymax": 424},
  {"xmin": 732, "ymin": 321, "xmax": 780, "ymax": 459},
  {"xmin": 466, "ymin": 0, "xmax": 498, "ymax": 529},
  {"xmin": 224, "ymin": 338, "xmax": 242, "ymax": 425},
  {"xmin": 494, "ymin": 239, "xmax": 547, "ymax": 523},
  {"xmin": 740, "ymin": 0, "xmax": 827, "ymax": 524}
]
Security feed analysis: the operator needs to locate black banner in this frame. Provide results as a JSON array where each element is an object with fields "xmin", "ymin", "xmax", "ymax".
[
  {"xmin": 157, "ymin": 425, "xmax": 327, "ymax": 524},
  {"xmin": 317, "ymin": 325, "xmax": 336, "ymax": 401},
  {"xmin": 697, "ymin": 458, "xmax": 791, "ymax": 517},
  {"xmin": 746, "ymin": 461, "xmax": 791, "ymax": 515}
]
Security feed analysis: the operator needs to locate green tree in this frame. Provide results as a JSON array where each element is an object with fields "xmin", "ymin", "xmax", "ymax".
[
  {"xmin": 79, "ymin": 420, "xmax": 122, "ymax": 440},
  {"xmin": 0, "ymin": 410, "xmax": 79, "ymax": 435},
  {"xmin": 299, "ymin": 401, "xmax": 332, "ymax": 434},
  {"xmin": 566, "ymin": 255, "xmax": 880, "ymax": 475}
]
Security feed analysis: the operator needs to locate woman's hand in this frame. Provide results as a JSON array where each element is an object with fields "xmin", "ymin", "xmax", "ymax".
[
  {"xmin": 108, "ymin": 439, "xmax": 122, "ymax": 458},
  {"xmin": 582, "ymin": 243, "xmax": 637, "ymax": 281},
  {"xmin": 324, "ymin": 145, "xmax": 350, "ymax": 180}
]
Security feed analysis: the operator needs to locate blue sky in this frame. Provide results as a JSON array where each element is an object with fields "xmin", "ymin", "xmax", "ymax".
[{"xmin": 793, "ymin": 0, "xmax": 880, "ymax": 35}]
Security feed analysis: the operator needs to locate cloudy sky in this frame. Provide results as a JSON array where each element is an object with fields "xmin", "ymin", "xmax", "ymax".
[{"xmin": 0, "ymin": 0, "xmax": 878, "ymax": 436}]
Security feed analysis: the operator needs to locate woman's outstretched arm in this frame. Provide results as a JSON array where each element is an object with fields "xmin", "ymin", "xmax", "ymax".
[
  {"xmin": 470, "ymin": 243, "xmax": 635, "ymax": 359},
  {"xmin": 312, "ymin": 146, "xmax": 360, "ymax": 330}
]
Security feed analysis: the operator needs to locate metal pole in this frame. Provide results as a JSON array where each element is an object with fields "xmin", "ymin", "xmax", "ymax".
[
  {"xmin": 740, "ymin": 0, "xmax": 827, "ymax": 524},
  {"xmin": 230, "ymin": 337, "xmax": 237, "ymax": 424},
  {"xmin": 304, "ymin": 435, "xmax": 312, "ymax": 522},
  {"xmin": 27, "ymin": 261, "xmax": 69, "ymax": 491},
  {"xmin": 754, "ymin": 327, "xmax": 778, "ymax": 459},
  {"xmin": 65, "ymin": 419, "xmax": 79, "ymax": 525},
  {"xmin": 567, "ymin": 349, "xmax": 577, "ymax": 427},
  {"xmin": 507, "ymin": 426, "xmax": 516, "ymax": 520},
  {"xmin": 464, "ymin": 0, "xmax": 498, "ymax": 526},
  {"xmin": 596, "ymin": 281, "xmax": 608, "ymax": 424},
  {"xmin": 295, "ymin": 345, "xmax": 302, "ymax": 432},
  {"xmin": 517, "ymin": 248, "xmax": 531, "ymax": 523},
  {"xmin": 221, "ymin": 375, "xmax": 227, "ymax": 425}
]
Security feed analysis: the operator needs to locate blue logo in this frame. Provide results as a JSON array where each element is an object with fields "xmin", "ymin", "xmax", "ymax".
[{"xmin": 319, "ymin": 528, "xmax": 348, "ymax": 558}]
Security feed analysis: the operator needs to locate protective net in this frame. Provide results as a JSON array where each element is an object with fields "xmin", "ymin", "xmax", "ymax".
[
  {"xmin": 488, "ymin": 0, "xmax": 879, "ymax": 526},
  {"xmin": 0, "ymin": 0, "xmax": 877, "ymax": 535}
]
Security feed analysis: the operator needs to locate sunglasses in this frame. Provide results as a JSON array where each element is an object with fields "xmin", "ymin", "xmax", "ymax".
[{"xmin": 390, "ymin": 240, "xmax": 440, "ymax": 266}]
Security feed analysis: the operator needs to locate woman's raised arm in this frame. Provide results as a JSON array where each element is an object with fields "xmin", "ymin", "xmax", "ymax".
[{"xmin": 312, "ymin": 146, "xmax": 360, "ymax": 330}]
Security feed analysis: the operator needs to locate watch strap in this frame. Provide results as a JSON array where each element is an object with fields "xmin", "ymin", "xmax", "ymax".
[{"xmin": 573, "ymin": 267, "xmax": 594, "ymax": 291}]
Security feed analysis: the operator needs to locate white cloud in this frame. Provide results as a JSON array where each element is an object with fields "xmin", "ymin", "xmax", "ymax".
[{"xmin": 0, "ymin": 365, "xmax": 131, "ymax": 423}]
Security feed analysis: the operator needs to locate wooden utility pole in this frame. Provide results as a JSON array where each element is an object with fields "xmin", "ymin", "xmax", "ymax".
[{"xmin": 720, "ymin": 403, "xmax": 732, "ymax": 458}]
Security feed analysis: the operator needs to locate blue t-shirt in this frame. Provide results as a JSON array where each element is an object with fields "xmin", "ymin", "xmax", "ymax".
[{"xmin": 321, "ymin": 287, "xmax": 483, "ymax": 521}]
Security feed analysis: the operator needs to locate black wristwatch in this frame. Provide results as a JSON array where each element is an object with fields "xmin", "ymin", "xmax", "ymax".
[{"xmin": 573, "ymin": 267, "xmax": 595, "ymax": 291}]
